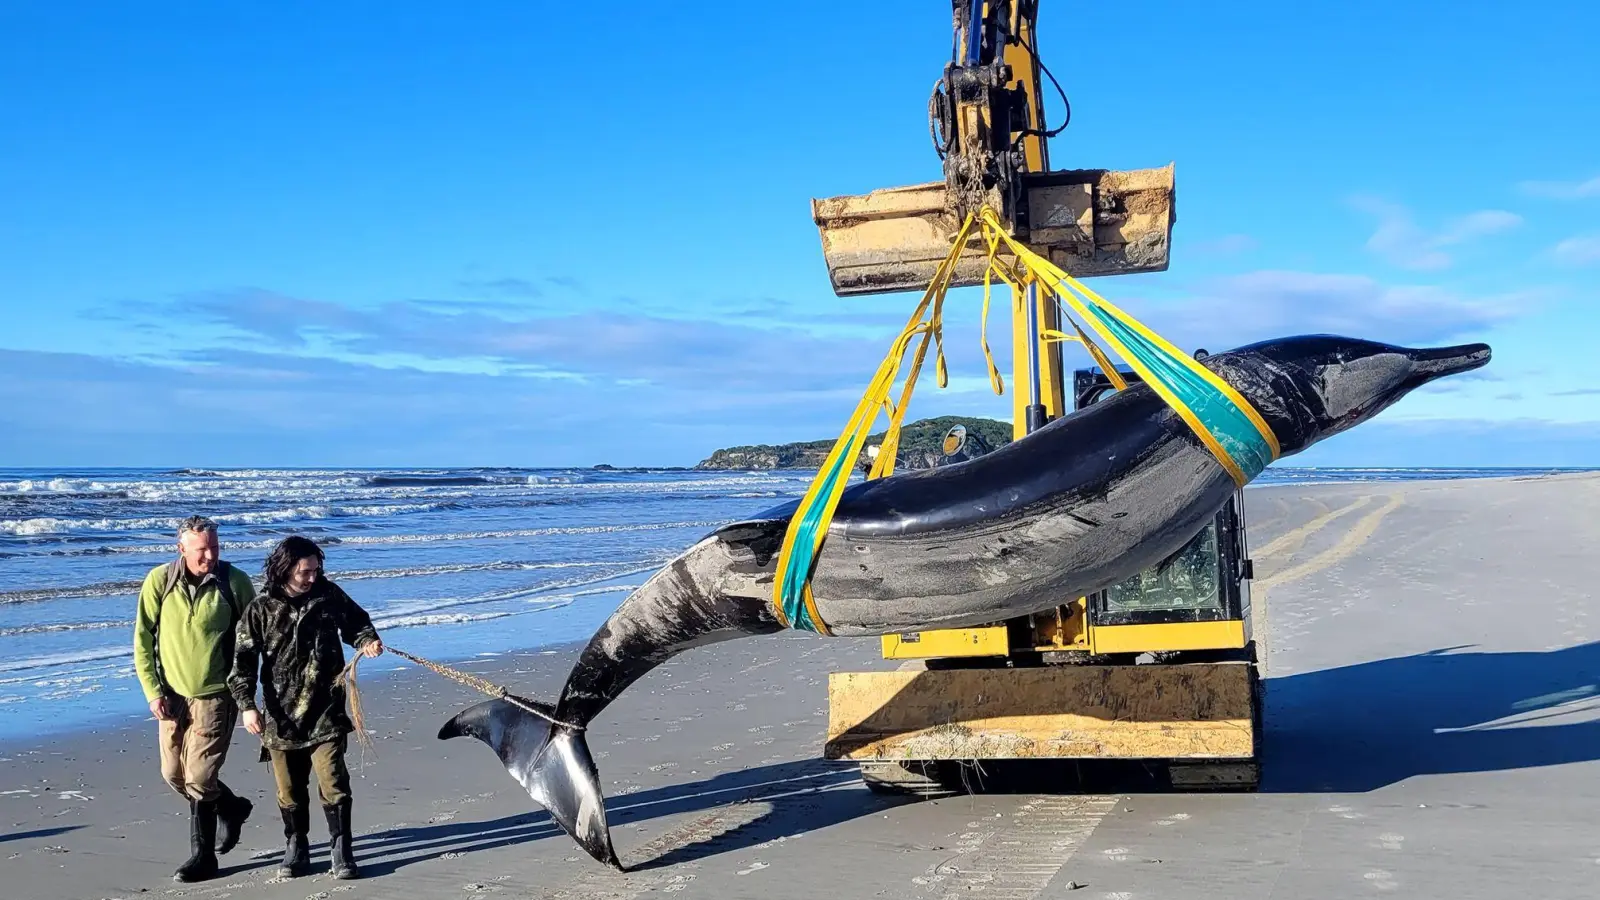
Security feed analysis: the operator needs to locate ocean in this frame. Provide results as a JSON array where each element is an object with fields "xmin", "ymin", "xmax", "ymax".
[{"xmin": 0, "ymin": 464, "xmax": 1581, "ymax": 740}]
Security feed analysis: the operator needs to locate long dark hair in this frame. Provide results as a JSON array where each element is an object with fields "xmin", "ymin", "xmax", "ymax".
[{"xmin": 262, "ymin": 535, "xmax": 326, "ymax": 598}]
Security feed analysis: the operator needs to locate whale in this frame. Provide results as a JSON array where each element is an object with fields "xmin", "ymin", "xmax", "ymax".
[{"xmin": 438, "ymin": 333, "xmax": 1490, "ymax": 868}]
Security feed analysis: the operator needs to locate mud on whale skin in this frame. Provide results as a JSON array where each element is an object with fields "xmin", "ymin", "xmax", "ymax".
[{"xmin": 439, "ymin": 333, "xmax": 1490, "ymax": 869}]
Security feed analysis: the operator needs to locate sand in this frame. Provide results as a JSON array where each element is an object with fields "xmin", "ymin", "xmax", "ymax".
[{"xmin": 5, "ymin": 471, "xmax": 1599, "ymax": 900}]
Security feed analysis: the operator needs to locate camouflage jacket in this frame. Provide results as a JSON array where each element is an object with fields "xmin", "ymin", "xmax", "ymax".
[{"xmin": 227, "ymin": 578, "xmax": 379, "ymax": 751}]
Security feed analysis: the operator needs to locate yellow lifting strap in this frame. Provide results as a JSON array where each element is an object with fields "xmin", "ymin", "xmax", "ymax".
[
  {"xmin": 976, "ymin": 207, "xmax": 1280, "ymax": 484},
  {"xmin": 771, "ymin": 207, "xmax": 1280, "ymax": 634},
  {"xmin": 768, "ymin": 214, "xmax": 989, "ymax": 634}
]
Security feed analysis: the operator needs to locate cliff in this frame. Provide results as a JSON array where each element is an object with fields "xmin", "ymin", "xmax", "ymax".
[{"xmin": 695, "ymin": 416, "xmax": 1013, "ymax": 471}]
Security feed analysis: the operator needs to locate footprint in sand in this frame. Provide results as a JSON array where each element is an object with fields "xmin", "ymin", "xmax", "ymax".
[{"xmin": 737, "ymin": 861, "xmax": 770, "ymax": 876}]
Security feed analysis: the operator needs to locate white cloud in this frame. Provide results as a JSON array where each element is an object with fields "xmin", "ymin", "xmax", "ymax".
[
  {"xmin": 170, "ymin": 289, "xmax": 897, "ymax": 393},
  {"xmin": 1517, "ymin": 176, "xmax": 1600, "ymax": 200},
  {"xmin": 1350, "ymin": 195, "xmax": 1523, "ymax": 270},
  {"xmin": 1117, "ymin": 269, "xmax": 1524, "ymax": 354},
  {"xmin": 0, "ymin": 346, "xmax": 927, "ymax": 468},
  {"xmin": 1551, "ymin": 234, "xmax": 1600, "ymax": 267}
]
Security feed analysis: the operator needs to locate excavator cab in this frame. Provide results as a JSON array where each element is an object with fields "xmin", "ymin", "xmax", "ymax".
[{"xmin": 1074, "ymin": 365, "xmax": 1254, "ymax": 657}]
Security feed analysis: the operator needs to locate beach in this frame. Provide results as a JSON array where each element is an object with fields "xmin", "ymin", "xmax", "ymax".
[{"xmin": 5, "ymin": 470, "xmax": 1600, "ymax": 899}]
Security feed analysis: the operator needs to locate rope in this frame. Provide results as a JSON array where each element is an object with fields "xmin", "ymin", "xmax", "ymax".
[{"xmin": 336, "ymin": 645, "xmax": 584, "ymax": 762}]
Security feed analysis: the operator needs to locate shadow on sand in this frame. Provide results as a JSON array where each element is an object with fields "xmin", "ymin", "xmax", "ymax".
[
  {"xmin": 914, "ymin": 641, "xmax": 1600, "ymax": 796},
  {"xmin": 0, "ymin": 825, "xmax": 84, "ymax": 844},
  {"xmin": 1261, "ymin": 640, "xmax": 1600, "ymax": 792},
  {"xmin": 243, "ymin": 642, "xmax": 1600, "ymax": 876},
  {"xmin": 347, "ymin": 757, "xmax": 905, "ymax": 877}
]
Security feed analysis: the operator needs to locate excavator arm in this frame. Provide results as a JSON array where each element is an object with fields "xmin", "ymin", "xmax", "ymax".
[{"xmin": 812, "ymin": 0, "xmax": 1176, "ymax": 298}]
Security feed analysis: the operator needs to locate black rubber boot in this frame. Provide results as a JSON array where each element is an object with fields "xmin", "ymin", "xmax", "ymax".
[
  {"xmin": 216, "ymin": 786, "xmax": 252, "ymax": 855},
  {"xmin": 277, "ymin": 806, "xmax": 310, "ymax": 878},
  {"xmin": 324, "ymin": 799, "xmax": 358, "ymax": 880},
  {"xmin": 173, "ymin": 799, "xmax": 219, "ymax": 883}
]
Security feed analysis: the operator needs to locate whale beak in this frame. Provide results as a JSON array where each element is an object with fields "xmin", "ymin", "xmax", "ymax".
[{"xmin": 1407, "ymin": 342, "xmax": 1491, "ymax": 384}]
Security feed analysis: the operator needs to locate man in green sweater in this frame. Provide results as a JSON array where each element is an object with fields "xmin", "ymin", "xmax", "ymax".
[{"xmin": 132, "ymin": 515, "xmax": 258, "ymax": 883}]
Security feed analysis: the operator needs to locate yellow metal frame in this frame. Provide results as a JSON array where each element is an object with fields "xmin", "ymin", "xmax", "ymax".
[
  {"xmin": 880, "ymin": 626, "xmax": 1009, "ymax": 659},
  {"xmin": 826, "ymin": 662, "xmax": 1259, "ymax": 762},
  {"xmin": 874, "ymin": 2, "xmax": 1245, "ymax": 664},
  {"xmin": 813, "ymin": 4, "xmax": 1260, "ymax": 783},
  {"xmin": 1089, "ymin": 621, "xmax": 1247, "ymax": 655}
]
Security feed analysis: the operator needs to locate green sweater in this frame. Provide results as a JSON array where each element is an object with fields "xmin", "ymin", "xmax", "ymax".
[{"xmin": 133, "ymin": 561, "xmax": 256, "ymax": 702}]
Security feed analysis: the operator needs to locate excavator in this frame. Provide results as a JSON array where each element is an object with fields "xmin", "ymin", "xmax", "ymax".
[{"xmin": 812, "ymin": 0, "xmax": 1262, "ymax": 793}]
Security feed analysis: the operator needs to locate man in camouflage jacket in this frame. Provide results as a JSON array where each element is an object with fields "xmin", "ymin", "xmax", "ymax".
[{"xmin": 228, "ymin": 538, "xmax": 381, "ymax": 880}]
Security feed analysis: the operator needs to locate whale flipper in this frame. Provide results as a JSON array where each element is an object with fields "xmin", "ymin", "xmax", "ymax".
[{"xmin": 438, "ymin": 698, "xmax": 619, "ymax": 869}]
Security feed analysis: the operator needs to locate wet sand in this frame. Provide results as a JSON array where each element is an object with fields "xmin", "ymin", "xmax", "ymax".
[{"xmin": 5, "ymin": 471, "xmax": 1599, "ymax": 900}]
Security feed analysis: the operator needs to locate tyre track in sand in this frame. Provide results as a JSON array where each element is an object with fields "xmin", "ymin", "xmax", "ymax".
[
  {"xmin": 910, "ymin": 794, "xmax": 1118, "ymax": 900},
  {"xmin": 1251, "ymin": 492, "xmax": 1404, "ymax": 673}
]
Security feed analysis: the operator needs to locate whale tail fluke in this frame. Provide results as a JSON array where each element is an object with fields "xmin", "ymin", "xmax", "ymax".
[{"xmin": 438, "ymin": 697, "xmax": 620, "ymax": 870}]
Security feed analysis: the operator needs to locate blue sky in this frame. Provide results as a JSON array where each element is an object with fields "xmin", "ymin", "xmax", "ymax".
[{"xmin": 2, "ymin": 1, "xmax": 1597, "ymax": 469}]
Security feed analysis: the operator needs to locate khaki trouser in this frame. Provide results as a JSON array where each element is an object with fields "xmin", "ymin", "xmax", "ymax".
[
  {"xmin": 158, "ymin": 694, "xmax": 237, "ymax": 802},
  {"xmin": 268, "ymin": 736, "xmax": 351, "ymax": 809}
]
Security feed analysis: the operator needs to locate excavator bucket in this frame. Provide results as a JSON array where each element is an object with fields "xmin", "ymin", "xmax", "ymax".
[{"xmin": 812, "ymin": 164, "xmax": 1176, "ymax": 297}]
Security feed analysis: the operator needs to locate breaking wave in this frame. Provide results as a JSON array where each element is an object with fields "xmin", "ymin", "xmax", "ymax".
[
  {"xmin": 0, "ymin": 557, "xmax": 645, "ymax": 606},
  {"xmin": 0, "ymin": 465, "xmax": 817, "ymax": 736},
  {"xmin": 0, "ymin": 647, "xmax": 134, "ymax": 675},
  {"xmin": 0, "ymin": 503, "xmax": 454, "ymax": 537},
  {"xmin": 0, "ymin": 620, "xmax": 129, "ymax": 638},
  {"xmin": 19, "ymin": 520, "xmax": 720, "ymax": 558}
]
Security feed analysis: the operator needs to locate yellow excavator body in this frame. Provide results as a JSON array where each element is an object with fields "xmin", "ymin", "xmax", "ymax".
[{"xmin": 810, "ymin": 0, "xmax": 1262, "ymax": 794}]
